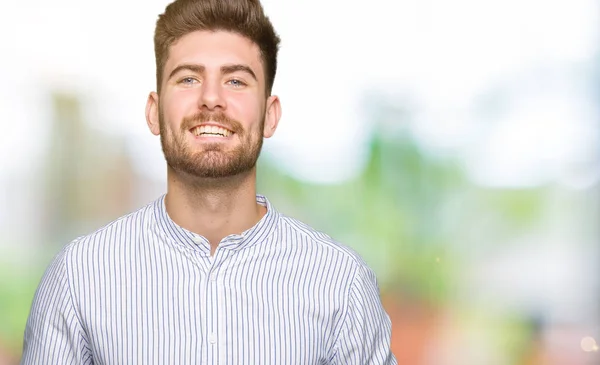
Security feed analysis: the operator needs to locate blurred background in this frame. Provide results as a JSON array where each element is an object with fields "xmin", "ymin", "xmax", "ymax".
[{"xmin": 1, "ymin": 0, "xmax": 599, "ymax": 363}]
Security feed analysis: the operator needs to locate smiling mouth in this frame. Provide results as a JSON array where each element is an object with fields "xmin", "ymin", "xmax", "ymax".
[{"xmin": 191, "ymin": 125, "xmax": 234, "ymax": 137}]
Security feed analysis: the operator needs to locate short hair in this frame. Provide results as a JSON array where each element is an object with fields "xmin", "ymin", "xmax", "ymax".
[{"xmin": 154, "ymin": 0, "xmax": 280, "ymax": 95}]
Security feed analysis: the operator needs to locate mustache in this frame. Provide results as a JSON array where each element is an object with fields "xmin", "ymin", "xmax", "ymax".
[{"xmin": 181, "ymin": 111, "xmax": 242, "ymax": 133}]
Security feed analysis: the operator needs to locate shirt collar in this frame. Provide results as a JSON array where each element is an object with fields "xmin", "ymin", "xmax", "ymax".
[{"xmin": 153, "ymin": 194, "xmax": 280, "ymax": 255}]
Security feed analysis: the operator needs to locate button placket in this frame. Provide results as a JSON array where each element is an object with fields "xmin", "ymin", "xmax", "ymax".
[{"xmin": 206, "ymin": 249, "xmax": 227, "ymax": 362}]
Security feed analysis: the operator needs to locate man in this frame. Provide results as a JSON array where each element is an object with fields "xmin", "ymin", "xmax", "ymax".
[{"xmin": 21, "ymin": 0, "xmax": 397, "ymax": 363}]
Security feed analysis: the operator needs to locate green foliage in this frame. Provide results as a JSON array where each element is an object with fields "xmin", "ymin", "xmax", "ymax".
[
  {"xmin": 259, "ymin": 125, "xmax": 547, "ymax": 307},
  {"xmin": 0, "ymin": 260, "xmax": 45, "ymax": 357},
  {"xmin": 259, "ymin": 133, "xmax": 463, "ymax": 304}
]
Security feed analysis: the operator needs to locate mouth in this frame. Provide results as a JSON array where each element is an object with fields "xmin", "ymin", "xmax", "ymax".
[{"xmin": 190, "ymin": 124, "xmax": 234, "ymax": 138}]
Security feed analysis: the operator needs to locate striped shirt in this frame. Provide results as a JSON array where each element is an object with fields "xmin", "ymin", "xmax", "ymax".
[{"xmin": 22, "ymin": 194, "xmax": 396, "ymax": 364}]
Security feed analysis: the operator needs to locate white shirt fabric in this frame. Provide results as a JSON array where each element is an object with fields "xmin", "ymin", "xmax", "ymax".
[{"xmin": 21, "ymin": 194, "xmax": 396, "ymax": 364}]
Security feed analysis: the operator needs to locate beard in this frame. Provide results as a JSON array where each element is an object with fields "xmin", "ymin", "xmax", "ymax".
[{"xmin": 159, "ymin": 109, "xmax": 264, "ymax": 179}]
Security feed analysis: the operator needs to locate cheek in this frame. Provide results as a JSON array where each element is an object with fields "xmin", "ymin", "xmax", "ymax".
[
  {"xmin": 162, "ymin": 91, "xmax": 198, "ymax": 127},
  {"xmin": 226, "ymin": 95, "xmax": 264, "ymax": 127}
]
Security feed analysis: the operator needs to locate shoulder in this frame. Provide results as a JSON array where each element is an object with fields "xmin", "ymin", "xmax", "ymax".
[
  {"xmin": 278, "ymin": 213, "xmax": 372, "ymax": 275},
  {"xmin": 62, "ymin": 197, "xmax": 159, "ymax": 258}
]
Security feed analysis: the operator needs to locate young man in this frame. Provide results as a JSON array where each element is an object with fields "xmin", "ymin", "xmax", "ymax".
[{"xmin": 21, "ymin": 0, "xmax": 397, "ymax": 364}]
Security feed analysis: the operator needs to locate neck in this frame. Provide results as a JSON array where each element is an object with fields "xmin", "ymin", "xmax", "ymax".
[{"xmin": 164, "ymin": 166, "xmax": 266, "ymax": 255}]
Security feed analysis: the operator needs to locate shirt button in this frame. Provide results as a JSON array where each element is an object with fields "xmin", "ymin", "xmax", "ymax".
[
  {"xmin": 209, "ymin": 333, "xmax": 217, "ymax": 344},
  {"xmin": 210, "ymin": 273, "xmax": 217, "ymax": 282},
  {"xmin": 193, "ymin": 236, "xmax": 203, "ymax": 244}
]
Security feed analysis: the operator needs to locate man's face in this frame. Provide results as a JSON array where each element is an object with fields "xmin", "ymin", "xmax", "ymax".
[{"xmin": 147, "ymin": 30, "xmax": 279, "ymax": 179}]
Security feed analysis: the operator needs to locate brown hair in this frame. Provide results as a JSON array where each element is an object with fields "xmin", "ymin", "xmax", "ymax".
[{"xmin": 154, "ymin": 0, "xmax": 280, "ymax": 95}]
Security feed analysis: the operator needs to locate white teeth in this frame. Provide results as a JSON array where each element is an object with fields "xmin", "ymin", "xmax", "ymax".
[{"xmin": 193, "ymin": 125, "xmax": 232, "ymax": 137}]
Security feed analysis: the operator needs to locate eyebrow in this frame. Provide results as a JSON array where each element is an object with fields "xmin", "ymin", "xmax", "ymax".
[
  {"xmin": 221, "ymin": 64, "xmax": 257, "ymax": 81},
  {"xmin": 168, "ymin": 64, "xmax": 205, "ymax": 80},
  {"xmin": 168, "ymin": 63, "xmax": 257, "ymax": 81}
]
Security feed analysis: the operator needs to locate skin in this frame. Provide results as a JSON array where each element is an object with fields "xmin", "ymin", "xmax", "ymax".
[{"xmin": 145, "ymin": 30, "xmax": 282, "ymax": 255}]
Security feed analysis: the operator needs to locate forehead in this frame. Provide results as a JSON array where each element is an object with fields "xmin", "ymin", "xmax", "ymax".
[{"xmin": 165, "ymin": 30, "xmax": 264, "ymax": 77}]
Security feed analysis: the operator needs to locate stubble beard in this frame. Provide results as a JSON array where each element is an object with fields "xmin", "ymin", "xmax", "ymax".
[{"xmin": 159, "ymin": 110, "xmax": 265, "ymax": 180}]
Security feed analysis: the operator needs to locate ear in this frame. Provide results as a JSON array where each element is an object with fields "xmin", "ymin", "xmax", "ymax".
[
  {"xmin": 146, "ymin": 92, "xmax": 160, "ymax": 136},
  {"xmin": 263, "ymin": 95, "xmax": 281, "ymax": 139}
]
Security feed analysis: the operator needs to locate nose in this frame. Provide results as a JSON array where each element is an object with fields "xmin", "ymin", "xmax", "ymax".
[{"xmin": 198, "ymin": 77, "xmax": 226, "ymax": 111}]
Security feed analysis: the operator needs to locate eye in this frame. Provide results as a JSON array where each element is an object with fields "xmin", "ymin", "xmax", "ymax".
[
  {"xmin": 179, "ymin": 77, "xmax": 198, "ymax": 85},
  {"xmin": 227, "ymin": 79, "xmax": 247, "ymax": 88}
]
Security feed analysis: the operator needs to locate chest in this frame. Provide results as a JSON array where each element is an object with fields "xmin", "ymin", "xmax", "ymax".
[{"xmin": 78, "ymin": 246, "xmax": 345, "ymax": 364}]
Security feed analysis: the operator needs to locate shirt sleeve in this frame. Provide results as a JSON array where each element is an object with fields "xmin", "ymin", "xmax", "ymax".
[
  {"xmin": 331, "ymin": 264, "xmax": 397, "ymax": 365},
  {"xmin": 21, "ymin": 245, "xmax": 93, "ymax": 365}
]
